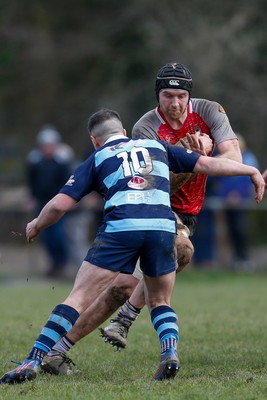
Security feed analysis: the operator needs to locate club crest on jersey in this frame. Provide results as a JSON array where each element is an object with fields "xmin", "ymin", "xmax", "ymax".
[
  {"xmin": 66, "ymin": 175, "xmax": 75, "ymax": 186},
  {"xmin": 218, "ymin": 105, "xmax": 226, "ymax": 113},
  {"xmin": 109, "ymin": 143, "xmax": 126, "ymax": 151},
  {"xmin": 127, "ymin": 176, "xmax": 148, "ymax": 190}
]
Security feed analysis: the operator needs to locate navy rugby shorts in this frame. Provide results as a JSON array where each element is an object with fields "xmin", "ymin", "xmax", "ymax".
[{"xmin": 84, "ymin": 230, "xmax": 177, "ymax": 277}]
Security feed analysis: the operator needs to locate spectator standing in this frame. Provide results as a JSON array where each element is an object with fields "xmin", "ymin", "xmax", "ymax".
[
  {"xmin": 217, "ymin": 134, "xmax": 259, "ymax": 271},
  {"xmin": 26, "ymin": 125, "xmax": 73, "ymax": 278}
]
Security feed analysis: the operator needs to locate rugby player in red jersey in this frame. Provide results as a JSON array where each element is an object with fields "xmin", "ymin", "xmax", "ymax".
[{"xmin": 38, "ymin": 63, "xmax": 244, "ymax": 374}]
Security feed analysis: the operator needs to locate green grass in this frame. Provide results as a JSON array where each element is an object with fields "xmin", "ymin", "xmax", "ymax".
[{"xmin": 1, "ymin": 270, "xmax": 267, "ymax": 399}]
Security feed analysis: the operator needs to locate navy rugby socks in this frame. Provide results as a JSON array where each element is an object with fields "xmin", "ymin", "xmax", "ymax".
[
  {"xmin": 151, "ymin": 305, "xmax": 178, "ymax": 354},
  {"xmin": 27, "ymin": 304, "xmax": 79, "ymax": 362}
]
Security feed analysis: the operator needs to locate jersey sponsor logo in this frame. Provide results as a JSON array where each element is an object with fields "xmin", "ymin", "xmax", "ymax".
[
  {"xmin": 168, "ymin": 79, "xmax": 180, "ymax": 86},
  {"xmin": 127, "ymin": 191, "xmax": 152, "ymax": 203},
  {"xmin": 218, "ymin": 105, "xmax": 226, "ymax": 113},
  {"xmin": 66, "ymin": 175, "xmax": 75, "ymax": 186},
  {"xmin": 127, "ymin": 176, "xmax": 148, "ymax": 190}
]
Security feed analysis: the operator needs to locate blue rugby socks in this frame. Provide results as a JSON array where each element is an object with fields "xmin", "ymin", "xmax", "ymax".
[
  {"xmin": 151, "ymin": 305, "xmax": 179, "ymax": 355},
  {"xmin": 27, "ymin": 304, "xmax": 79, "ymax": 362}
]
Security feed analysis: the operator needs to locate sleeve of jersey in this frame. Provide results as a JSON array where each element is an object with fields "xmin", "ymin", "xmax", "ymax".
[
  {"xmin": 132, "ymin": 124, "xmax": 158, "ymax": 140},
  {"xmin": 202, "ymin": 100, "xmax": 236, "ymax": 144},
  {"xmin": 166, "ymin": 144, "xmax": 200, "ymax": 173},
  {"xmin": 59, "ymin": 156, "xmax": 96, "ymax": 201}
]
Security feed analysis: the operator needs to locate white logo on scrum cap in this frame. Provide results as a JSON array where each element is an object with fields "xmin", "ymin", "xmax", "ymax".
[{"xmin": 169, "ymin": 79, "xmax": 180, "ymax": 86}]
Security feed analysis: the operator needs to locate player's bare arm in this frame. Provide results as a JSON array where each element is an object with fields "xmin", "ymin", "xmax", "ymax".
[
  {"xmin": 215, "ymin": 139, "xmax": 242, "ymax": 162},
  {"xmin": 193, "ymin": 156, "xmax": 265, "ymax": 203},
  {"xmin": 26, "ymin": 193, "xmax": 77, "ymax": 243}
]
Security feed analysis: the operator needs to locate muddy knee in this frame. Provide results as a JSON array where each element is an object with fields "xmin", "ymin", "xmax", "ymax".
[
  {"xmin": 104, "ymin": 285, "xmax": 132, "ymax": 312},
  {"xmin": 176, "ymin": 236, "xmax": 194, "ymax": 273}
]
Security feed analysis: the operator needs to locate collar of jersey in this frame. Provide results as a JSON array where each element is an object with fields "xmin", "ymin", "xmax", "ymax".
[
  {"xmin": 104, "ymin": 134, "xmax": 128, "ymax": 145},
  {"xmin": 157, "ymin": 101, "xmax": 192, "ymax": 129}
]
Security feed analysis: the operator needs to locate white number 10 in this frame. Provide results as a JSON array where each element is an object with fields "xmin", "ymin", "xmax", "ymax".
[{"xmin": 117, "ymin": 147, "xmax": 153, "ymax": 177}]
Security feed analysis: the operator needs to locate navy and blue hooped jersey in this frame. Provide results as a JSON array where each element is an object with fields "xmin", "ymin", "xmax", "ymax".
[{"xmin": 60, "ymin": 137, "xmax": 200, "ymax": 233}]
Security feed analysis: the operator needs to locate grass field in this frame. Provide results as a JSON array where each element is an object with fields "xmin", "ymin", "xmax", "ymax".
[{"xmin": 0, "ymin": 270, "xmax": 267, "ymax": 400}]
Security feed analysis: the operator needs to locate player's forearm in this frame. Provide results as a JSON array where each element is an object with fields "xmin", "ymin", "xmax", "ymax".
[
  {"xmin": 35, "ymin": 202, "xmax": 65, "ymax": 231},
  {"xmin": 194, "ymin": 157, "xmax": 264, "ymax": 203},
  {"xmin": 34, "ymin": 193, "xmax": 76, "ymax": 232},
  {"xmin": 194, "ymin": 156, "xmax": 258, "ymax": 177}
]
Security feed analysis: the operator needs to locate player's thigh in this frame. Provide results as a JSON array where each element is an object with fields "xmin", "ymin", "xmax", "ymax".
[{"xmin": 65, "ymin": 261, "xmax": 119, "ymax": 312}]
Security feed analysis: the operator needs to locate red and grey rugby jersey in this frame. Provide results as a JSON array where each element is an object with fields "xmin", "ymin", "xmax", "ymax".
[{"xmin": 132, "ymin": 98, "xmax": 237, "ymax": 215}]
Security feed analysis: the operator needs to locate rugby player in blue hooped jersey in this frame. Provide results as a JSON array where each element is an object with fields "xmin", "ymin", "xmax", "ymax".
[{"xmin": 1, "ymin": 109, "xmax": 264, "ymax": 384}]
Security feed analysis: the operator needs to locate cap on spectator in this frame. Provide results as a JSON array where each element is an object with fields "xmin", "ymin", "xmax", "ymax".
[{"xmin": 37, "ymin": 126, "xmax": 61, "ymax": 145}]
